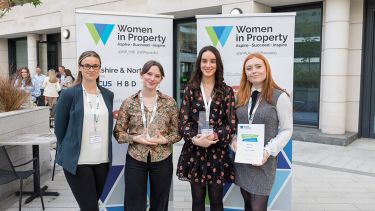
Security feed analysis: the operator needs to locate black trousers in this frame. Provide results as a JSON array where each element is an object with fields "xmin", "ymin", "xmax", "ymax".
[
  {"xmin": 240, "ymin": 188, "xmax": 269, "ymax": 211},
  {"xmin": 63, "ymin": 163, "xmax": 109, "ymax": 211},
  {"xmin": 35, "ymin": 89, "xmax": 45, "ymax": 106},
  {"xmin": 125, "ymin": 153, "xmax": 172, "ymax": 211}
]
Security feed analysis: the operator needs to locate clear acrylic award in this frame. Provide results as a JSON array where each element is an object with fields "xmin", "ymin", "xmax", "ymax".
[{"xmin": 198, "ymin": 111, "xmax": 213, "ymax": 135}]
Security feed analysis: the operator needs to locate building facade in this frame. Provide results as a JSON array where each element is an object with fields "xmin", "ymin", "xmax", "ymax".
[{"xmin": 0, "ymin": 0, "xmax": 373, "ymax": 139}]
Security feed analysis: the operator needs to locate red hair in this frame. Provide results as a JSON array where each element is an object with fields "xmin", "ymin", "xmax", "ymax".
[{"xmin": 236, "ymin": 52, "xmax": 288, "ymax": 107}]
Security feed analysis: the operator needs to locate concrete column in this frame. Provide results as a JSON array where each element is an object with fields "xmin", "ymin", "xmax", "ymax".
[
  {"xmin": 39, "ymin": 34, "xmax": 48, "ymax": 74},
  {"xmin": 345, "ymin": 0, "xmax": 363, "ymax": 133},
  {"xmin": 320, "ymin": 0, "xmax": 350, "ymax": 134},
  {"xmin": 27, "ymin": 34, "xmax": 39, "ymax": 76},
  {"xmin": 61, "ymin": 6, "xmax": 77, "ymax": 76},
  {"xmin": 0, "ymin": 38, "xmax": 9, "ymax": 78}
]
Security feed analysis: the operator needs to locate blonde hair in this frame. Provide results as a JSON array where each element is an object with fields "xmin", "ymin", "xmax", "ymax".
[{"xmin": 48, "ymin": 69, "xmax": 58, "ymax": 83}]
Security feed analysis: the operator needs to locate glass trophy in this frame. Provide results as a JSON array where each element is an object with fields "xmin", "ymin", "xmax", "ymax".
[
  {"xmin": 198, "ymin": 111, "xmax": 213, "ymax": 135},
  {"xmin": 145, "ymin": 111, "xmax": 156, "ymax": 140}
]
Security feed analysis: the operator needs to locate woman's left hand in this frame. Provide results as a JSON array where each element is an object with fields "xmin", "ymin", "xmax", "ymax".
[
  {"xmin": 149, "ymin": 130, "xmax": 169, "ymax": 145},
  {"xmin": 252, "ymin": 150, "xmax": 270, "ymax": 166}
]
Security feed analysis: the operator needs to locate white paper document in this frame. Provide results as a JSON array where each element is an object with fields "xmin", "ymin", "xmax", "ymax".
[{"xmin": 235, "ymin": 124, "xmax": 265, "ymax": 165}]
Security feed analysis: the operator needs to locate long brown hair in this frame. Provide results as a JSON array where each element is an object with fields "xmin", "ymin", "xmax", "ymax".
[
  {"xmin": 16, "ymin": 67, "xmax": 32, "ymax": 87},
  {"xmin": 236, "ymin": 52, "xmax": 288, "ymax": 107},
  {"xmin": 75, "ymin": 51, "xmax": 101, "ymax": 85},
  {"xmin": 64, "ymin": 69, "xmax": 75, "ymax": 81},
  {"xmin": 189, "ymin": 45, "xmax": 225, "ymax": 98}
]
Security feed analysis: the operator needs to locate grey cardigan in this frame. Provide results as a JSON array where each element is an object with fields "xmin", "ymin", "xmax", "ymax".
[{"xmin": 234, "ymin": 89, "xmax": 282, "ymax": 195}]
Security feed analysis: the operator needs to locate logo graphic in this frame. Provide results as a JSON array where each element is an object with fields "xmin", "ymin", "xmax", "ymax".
[
  {"xmin": 205, "ymin": 26, "xmax": 233, "ymax": 47},
  {"xmin": 86, "ymin": 23, "xmax": 115, "ymax": 45},
  {"xmin": 241, "ymin": 134, "xmax": 259, "ymax": 142}
]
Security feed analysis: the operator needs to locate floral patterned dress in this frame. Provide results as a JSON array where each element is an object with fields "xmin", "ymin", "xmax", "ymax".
[{"xmin": 176, "ymin": 83, "xmax": 236, "ymax": 185}]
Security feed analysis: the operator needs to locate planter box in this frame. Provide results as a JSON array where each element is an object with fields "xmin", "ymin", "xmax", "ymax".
[{"xmin": 0, "ymin": 107, "xmax": 50, "ymax": 200}]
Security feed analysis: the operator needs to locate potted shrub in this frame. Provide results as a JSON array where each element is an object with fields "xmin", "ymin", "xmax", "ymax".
[{"xmin": 0, "ymin": 76, "xmax": 30, "ymax": 112}]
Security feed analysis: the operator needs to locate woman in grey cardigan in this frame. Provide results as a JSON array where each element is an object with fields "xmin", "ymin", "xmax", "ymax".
[{"xmin": 231, "ymin": 53, "xmax": 293, "ymax": 211}]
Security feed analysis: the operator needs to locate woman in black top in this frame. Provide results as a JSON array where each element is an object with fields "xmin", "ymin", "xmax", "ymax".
[{"xmin": 176, "ymin": 46, "xmax": 236, "ymax": 211}]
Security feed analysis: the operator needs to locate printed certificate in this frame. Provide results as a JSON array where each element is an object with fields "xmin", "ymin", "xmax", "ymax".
[{"xmin": 234, "ymin": 124, "xmax": 265, "ymax": 165}]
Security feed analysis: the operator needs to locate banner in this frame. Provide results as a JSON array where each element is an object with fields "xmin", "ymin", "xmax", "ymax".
[
  {"xmin": 76, "ymin": 10, "xmax": 173, "ymax": 210},
  {"xmin": 197, "ymin": 13, "xmax": 295, "ymax": 211}
]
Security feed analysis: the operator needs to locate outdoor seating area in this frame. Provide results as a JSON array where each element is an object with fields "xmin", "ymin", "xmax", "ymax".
[
  {"xmin": 0, "ymin": 146, "xmax": 44, "ymax": 211},
  {"xmin": 0, "ymin": 133, "xmax": 59, "ymax": 211}
]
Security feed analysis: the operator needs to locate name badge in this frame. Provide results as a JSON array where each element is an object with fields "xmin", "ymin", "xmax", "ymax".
[{"xmin": 89, "ymin": 132, "xmax": 103, "ymax": 144}]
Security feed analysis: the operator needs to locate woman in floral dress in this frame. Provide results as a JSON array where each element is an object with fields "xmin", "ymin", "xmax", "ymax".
[{"xmin": 176, "ymin": 45, "xmax": 236, "ymax": 211}]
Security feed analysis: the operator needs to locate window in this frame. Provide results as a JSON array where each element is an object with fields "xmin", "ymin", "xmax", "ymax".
[
  {"xmin": 8, "ymin": 38, "xmax": 28, "ymax": 76},
  {"xmin": 174, "ymin": 20, "xmax": 197, "ymax": 106},
  {"xmin": 273, "ymin": 3, "xmax": 323, "ymax": 126}
]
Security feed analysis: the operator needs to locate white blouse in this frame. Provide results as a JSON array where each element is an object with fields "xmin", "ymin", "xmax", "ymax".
[
  {"xmin": 264, "ymin": 92, "xmax": 293, "ymax": 157},
  {"xmin": 78, "ymin": 91, "xmax": 109, "ymax": 164}
]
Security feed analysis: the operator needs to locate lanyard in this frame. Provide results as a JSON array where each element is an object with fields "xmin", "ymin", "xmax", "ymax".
[
  {"xmin": 82, "ymin": 85, "xmax": 100, "ymax": 131},
  {"xmin": 200, "ymin": 83, "xmax": 214, "ymax": 122},
  {"xmin": 247, "ymin": 96, "xmax": 261, "ymax": 124},
  {"xmin": 139, "ymin": 91, "xmax": 158, "ymax": 130}
]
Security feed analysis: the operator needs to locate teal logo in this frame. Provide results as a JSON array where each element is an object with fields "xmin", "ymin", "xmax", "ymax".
[
  {"xmin": 205, "ymin": 26, "xmax": 233, "ymax": 47},
  {"xmin": 241, "ymin": 134, "xmax": 259, "ymax": 142},
  {"xmin": 86, "ymin": 23, "xmax": 115, "ymax": 45}
]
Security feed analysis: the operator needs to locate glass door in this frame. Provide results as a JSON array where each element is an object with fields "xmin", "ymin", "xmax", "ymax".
[
  {"xmin": 175, "ymin": 20, "xmax": 197, "ymax": 107},
  {"xmin": 273, "ymin": 3, "xmax": 323, "ymax": 126}
]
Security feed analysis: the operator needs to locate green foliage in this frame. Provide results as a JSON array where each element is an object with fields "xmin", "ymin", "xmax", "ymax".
[{"xmin": 1, "ymin": 0, "xmax": 42, "ymax": 18}]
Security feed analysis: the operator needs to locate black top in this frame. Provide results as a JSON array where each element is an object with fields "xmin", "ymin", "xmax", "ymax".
[{"xmin": 176, "ymin": 84, "xmax": 236, "ymax": 185}]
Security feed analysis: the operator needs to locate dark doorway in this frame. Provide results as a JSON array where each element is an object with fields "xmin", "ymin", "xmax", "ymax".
[
  {"xmin": 360, "ymin": 0, "xmax": 375, "ymax": 138},
  {"xmin": 46, "ymin": 33, "xmax": 61, "ymax": 71}
]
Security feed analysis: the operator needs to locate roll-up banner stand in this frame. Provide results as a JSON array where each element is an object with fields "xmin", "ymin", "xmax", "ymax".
[
  {"xmin": 76, "ymin": 10, "xmax": 173, "ymax": 210},
  {"xmin": 196, "ymin": 13, "xmax": 295, "ymax": 211}
]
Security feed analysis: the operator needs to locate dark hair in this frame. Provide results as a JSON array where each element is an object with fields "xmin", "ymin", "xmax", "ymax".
[
  {"xmin": 75, "ymin": 51, "xmax": 101, "ymax": 84},
  {"xmin": 189, "ymin": 45, "xmax": 225, "ymax": 98},
  {"xmin": 141, "ymin": 60, "xmax": 164, "ymax": 78},
  {"xmin": 64, "ymin": 69, "xmax": 75, "ymax": 81},
  {"xmin": 59, "ymin": 66, "xmax": 65, "ymax": 70}
]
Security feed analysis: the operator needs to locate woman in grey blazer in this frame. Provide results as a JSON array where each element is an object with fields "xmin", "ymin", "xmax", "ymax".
[
  {"xmin": 54, "ymin": 51, "xmax": 114, "ymax": 211},
  {"xmin": 231, "ymin": 53, "xmax": 293, "ymax": 211}
]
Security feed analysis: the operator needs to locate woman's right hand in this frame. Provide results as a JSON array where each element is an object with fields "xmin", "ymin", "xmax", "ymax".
[{"xmin": 133, "ymin": 132, "xmax": 157, "ymax": 146}]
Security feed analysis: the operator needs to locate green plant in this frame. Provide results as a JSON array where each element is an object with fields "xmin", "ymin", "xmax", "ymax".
[
  {"xmin": 0, "ymin": 76, "xmax": 29, "ymax": 112},
  {"xmin": 0, "ymin": 0, "xmax": 42, "ymax": 18}
]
